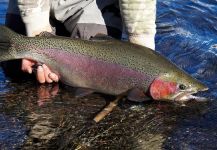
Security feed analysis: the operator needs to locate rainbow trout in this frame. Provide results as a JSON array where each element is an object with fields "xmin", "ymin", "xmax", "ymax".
[{"xmin": 0, "ymin": 26, "xmax": 208, "ymax": 102}]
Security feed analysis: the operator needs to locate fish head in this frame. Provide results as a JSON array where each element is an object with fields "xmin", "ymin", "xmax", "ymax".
[{"xmin": 149, "ymin": 71, "xmax": 208, "ymax": 102}]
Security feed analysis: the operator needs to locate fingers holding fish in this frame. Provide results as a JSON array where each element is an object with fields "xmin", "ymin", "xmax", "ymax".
[
  {"xmin": 21, "ymin": 59, "xmax": 36, "ymax": 74},
  {"xmin": 21, "ymin": 59, "xmax": 59, "ymax": 83},
  {"xmin": 36, "ymin": 64, "xmax": 59, "ymax": 83},
  {"xmin": 37, "ymin": 65, "xmax": 46, "ymax": 83},
  {"xmin": 48, "ymin": 73, "xmax": 59, "ymax": 82},
  {"xmin": 42, "ymin": 64, "xmax": 53, "ymax": 83}
]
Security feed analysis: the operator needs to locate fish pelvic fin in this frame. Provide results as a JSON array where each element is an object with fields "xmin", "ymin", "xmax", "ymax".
[
  {"xmin": 127, "ymin": 88, "xmax": 152, "ymax": 102},
  {"xmin": 0, "ymin": 26, "xmax": 21, "ymax": 61}
]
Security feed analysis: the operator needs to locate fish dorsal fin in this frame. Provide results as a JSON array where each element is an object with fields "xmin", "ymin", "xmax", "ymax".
[
  {"xmin": 127, "ymin": 88, "xmax": 151, "ymax": 102},
  {"xmin": 90, "ymin": 34, "xmax": 113, "ymax": 41},
  {"xmin": 37, "ymin": 32, "xmax": 55, "ymax": 37}
]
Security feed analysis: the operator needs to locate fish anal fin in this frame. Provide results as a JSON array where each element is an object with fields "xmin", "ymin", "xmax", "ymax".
[
  {"xmin": 127, "ymin": 88, "xmax": 151, "ymax": 102},
  {"xmin": 74, "ymin": 88, "xmax": 94, "ymax": 98}
]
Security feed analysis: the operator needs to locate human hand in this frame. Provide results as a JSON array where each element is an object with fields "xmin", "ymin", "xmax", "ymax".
[{"xmin": 21, "ymin": 59, "xmax": 59, "ymax": 83}]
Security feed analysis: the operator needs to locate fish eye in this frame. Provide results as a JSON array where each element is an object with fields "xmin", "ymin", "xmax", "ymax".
[{"xmin": 179, "ymin": 84, "xmax": 186, "ymax": 90}]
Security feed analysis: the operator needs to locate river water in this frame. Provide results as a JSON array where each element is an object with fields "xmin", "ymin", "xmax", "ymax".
[{"xmin": 0, "ymin": 0, "xmax": 217, "ymax": 149}]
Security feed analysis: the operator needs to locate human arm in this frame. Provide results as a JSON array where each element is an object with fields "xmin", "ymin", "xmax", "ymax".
[
  {"xmin": 119, "ymin": 0, "xmax": 156, "ymax": 49},
  {"xmin": 17, "ymin": 0, "xmax": 59, "ymax": 83}
]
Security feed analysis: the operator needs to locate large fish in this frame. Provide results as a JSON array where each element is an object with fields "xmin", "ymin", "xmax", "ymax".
[{"xmin": 0, "ymin": 26, "xmax": 208, "ymax": 102}]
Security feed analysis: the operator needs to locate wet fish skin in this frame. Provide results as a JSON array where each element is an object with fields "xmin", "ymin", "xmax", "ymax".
[{"xmin": 0, "ymin": 26, "xmax": 208, "ymax": 101}]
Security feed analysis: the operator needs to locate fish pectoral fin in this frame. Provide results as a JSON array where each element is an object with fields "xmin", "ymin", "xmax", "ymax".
[
  {"xmin": 74, "ymin": 88, "xmax": 94, "ymax": 98},
  {"xmin": 90, "ymin": 34, "xmax": 113, "ymax": 41},
  {"xmin": 127, "ymin": 88, "xmax": 151, "ymax": 102}
]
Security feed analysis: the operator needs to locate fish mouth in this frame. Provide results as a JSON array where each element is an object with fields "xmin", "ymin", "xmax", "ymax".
[{"xmin": 173, "ymin": 88, "xmax": 209, "ymax": 102}]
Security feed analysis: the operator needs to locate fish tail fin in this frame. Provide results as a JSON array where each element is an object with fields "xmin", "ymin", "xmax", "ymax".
[{"xmin": 0, "ymin": 26, "xmax": 21, "ymax": 61}]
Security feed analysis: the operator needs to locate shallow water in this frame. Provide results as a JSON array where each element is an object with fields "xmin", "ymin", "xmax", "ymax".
[{"xmin": 0, "ymin": 0, "xmax": 217, "ymax": 149}]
